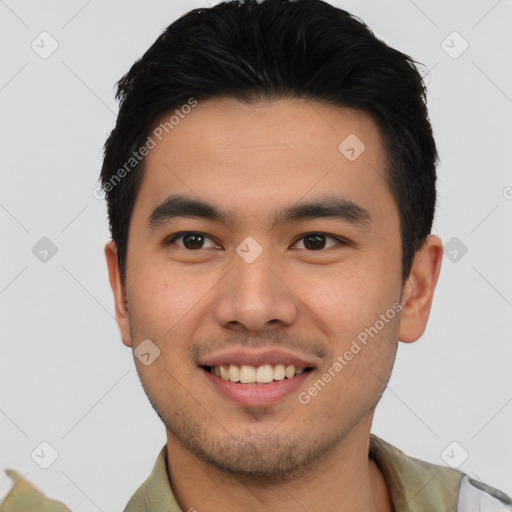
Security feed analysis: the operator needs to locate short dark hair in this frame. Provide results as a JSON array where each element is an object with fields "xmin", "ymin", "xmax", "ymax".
[{"xmin": 100, "ymin": 0, "xmax": 438, "ymax": 287}]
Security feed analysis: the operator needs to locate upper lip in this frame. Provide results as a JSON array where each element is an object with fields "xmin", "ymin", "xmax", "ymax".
[{"xmin": 197, "ymin": 349, "xmax": 318, "ymax": 369}]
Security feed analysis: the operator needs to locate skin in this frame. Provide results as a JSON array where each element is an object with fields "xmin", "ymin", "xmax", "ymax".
[{"xmin": 105, "ymin": 97, "xmax": 443, "ymax": 512}]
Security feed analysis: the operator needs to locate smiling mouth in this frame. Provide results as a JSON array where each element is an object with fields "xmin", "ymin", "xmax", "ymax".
[{"xmin": 201, "ymin": 364, "xmax": 314, "ymax": 384}]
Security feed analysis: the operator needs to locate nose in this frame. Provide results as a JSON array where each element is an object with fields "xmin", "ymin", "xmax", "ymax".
[{"xmin": 212, "ymin": 245, "xmax": 299, "ymax": 333}]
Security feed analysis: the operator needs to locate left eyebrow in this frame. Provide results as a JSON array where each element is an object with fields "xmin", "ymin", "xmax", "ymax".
[
  {"xmin": 147, "ymin": 193, "xmax": 373, "ymax": 231},
  {"xmin": 269, "ymin": 196, "xmax": 373, "ymax": 230}
]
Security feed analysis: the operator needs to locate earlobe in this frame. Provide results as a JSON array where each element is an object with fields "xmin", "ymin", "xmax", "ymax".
[
  {"xmin": 398, "ymin": 235, "xmax": 443, "ymax": 344},
  {"xmin": 104, "ymin": 240, "xmax": 133, "ymax": 348}
]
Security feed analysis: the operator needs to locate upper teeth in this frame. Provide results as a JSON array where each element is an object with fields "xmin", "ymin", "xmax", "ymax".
[{"xmin": 210, "ymin": 364, "xmax": 306, "ymax": 383}]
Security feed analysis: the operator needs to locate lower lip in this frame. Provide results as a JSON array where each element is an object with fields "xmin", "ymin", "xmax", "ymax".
[{"xmin": 201, "ymin": 367, "xmax": 313, "ymax": 407}]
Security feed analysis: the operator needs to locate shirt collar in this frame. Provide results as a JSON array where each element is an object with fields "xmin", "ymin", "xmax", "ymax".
[
  {"xmin": 123, "ymin": 445, "xmax": 182, "ymax": 512},
  {"xmin": 369, "ymin": 434, "xmax": 463, "ymax": 511}
]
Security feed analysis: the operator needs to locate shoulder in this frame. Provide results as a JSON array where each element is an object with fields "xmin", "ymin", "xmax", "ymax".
[
  {"xmin": 0, "ymin": 469, "xmax": 72, "ymax": 512},
  {"xmin": 457, "ymin": 475, "xmax": 512, "ymax": 512},
  {"xmin": 369, "ymin": 434, "xmax": 512, "ymax": 512}
]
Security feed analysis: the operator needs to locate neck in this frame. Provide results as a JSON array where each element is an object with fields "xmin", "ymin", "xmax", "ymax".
[{"xmin": 165, "ymin": 420, "xmax": 393, "ymax": 512}]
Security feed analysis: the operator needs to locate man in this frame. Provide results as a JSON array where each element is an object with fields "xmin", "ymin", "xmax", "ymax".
[{"xmin": 2, "ymin": 0, "xmax": 510, "ymax": 510}]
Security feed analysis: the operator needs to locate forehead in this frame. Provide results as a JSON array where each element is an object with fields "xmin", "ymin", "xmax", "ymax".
[{"xmin": 132, "ymin": 97, "xmax": 396, "ymax": 230}]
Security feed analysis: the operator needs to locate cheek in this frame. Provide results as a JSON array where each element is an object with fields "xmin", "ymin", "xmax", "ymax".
[
  {"xmin": 302, "ymin": 265, "xmax": 395, "ymax": 334},
  {"xmin": 128, "ymin": 258, "xmax": 214, "ymax": 339},
  {"xmin": 302, "ymin": 265, "xmax": 400, "ymax": 385},
  {"xmin": 127, "ymin": 270, "xmax": 203, "ymax": 402}
]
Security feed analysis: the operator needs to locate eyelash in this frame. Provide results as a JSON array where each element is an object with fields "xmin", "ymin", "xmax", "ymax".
[{"xmin": 164, "ymin": 231, "xmax": 349, "ymax": 251}]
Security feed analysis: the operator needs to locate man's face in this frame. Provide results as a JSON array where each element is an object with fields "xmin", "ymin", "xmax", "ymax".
[{"xmin": 117, "ymin": 98, "xmax": 405, "ymax": 476}]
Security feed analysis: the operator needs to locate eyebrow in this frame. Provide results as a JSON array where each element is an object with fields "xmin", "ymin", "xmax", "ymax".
[{"xmin": 147, "ymin": 193, "xmax": 373, "ymax": 231}]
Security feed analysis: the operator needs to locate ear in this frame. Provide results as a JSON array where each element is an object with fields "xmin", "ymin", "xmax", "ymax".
[
  {"xmin": 398, "ymin": 234, "xmax": 443, "ymax": 343},
  {"xmin": 104, "ymin": 240, "xmax": 133, "ymax": 348}
]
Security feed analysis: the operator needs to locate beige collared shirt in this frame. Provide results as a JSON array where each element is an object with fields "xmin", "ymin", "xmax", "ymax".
[
  {"xmin": 2, "ymin": 434, "xmax": 511, "ymax": 511},
  {"xmin": 122, "ymin": 434, "xmax": 465, "ymax": 512}
]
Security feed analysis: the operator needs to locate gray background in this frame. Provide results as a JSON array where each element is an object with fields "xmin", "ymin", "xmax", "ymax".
[{"xmin": 1, "ymin": 0, "xmax": 511, "ymax": 510}]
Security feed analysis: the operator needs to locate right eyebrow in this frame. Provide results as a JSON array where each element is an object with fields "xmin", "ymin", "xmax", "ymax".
[{"xmin": 147, "ymin": 194, "xmax": 234, "ymax": 229}]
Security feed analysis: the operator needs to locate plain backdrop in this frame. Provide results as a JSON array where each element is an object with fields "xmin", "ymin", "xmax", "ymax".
[{"xmin": 1, "ymin": 0, "xmax": 511, "ymax": 510}]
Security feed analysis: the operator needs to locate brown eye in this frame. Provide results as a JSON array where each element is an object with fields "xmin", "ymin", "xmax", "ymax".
[
  {"xmin": 166, "ymin": 232, "xmax": 219, "ymax": 250},
  {"xmin": 293, "ymin": 232, "xmax": 344, "ymax": 251}
]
